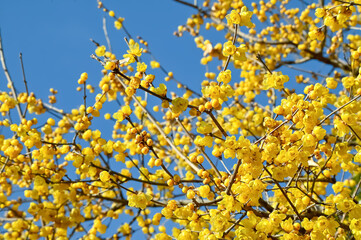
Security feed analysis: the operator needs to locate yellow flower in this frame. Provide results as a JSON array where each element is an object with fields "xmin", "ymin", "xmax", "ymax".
[
  {"xmin": 112, "ymin": 111, "xmax": 124, "ymax": 122},
  {"xmin": 226, "ymin": 10, "xmax": 241, "ymax": 25},
  {"xmin": 197, "ymin": 121, "xmax": 213, "ymax": 134},
  {"xmin": 239, "ymin": 6, "xmax": 254, "ymax": 28},
  {"xmin": 308, "ymin": 28, "xmax": 325, "ymax": 41},
  {"xmin": 256, "ymin": 218, "xmax": 274, "ymax": 234},
  {"xmin": 104, "ymin": 61, "xmax": 116, "ymax": 70},
  {"xmin": 219, "ymin": 193, "xmax": 242, "ymax": 212},
  {"xmin": 326, "ymin": 77, "xmax": 338, "ymax": 89},
  {"xmin": 128, "ymin": 192, "xmax": 152, "ymax": 209},
  {"xmin": 350, "ymin": 219, "xmax": 361, "ymax": 238},
  {"xmin": 127, "ymin": 39, "xmax": 143, "ymax": 57},
  {"xmin": 171, "ymin": 97, "xmax": 189, "ymax": 114},
  {"xmin": 337, "ymin": 198, "xmax": 356, "ymax": 213},
  {"xmin": 155, "ymin": 233, "xmax": 172, "ymax": 240},
  {"xmin": 109, "ymin": 10, "xmax": 115, "ymax": 17},
  {"xmin": 222, "ymin": 41, "xmax": 236, "ymax": 57},
  {"xmin": 233, "ymin": 44, "xmax": 247, "ymax": 64},
  {"xmin": 226, "ymin": 136, "xmax": 240, "ymax": 149},
  {"xmin": 118, "ymin": 223, "xmax": 131, "ymax": 235},
  {"xmin": 95, "ymin": 45, "xmax": 106, "ymax": 56},
  {"xmin": 177, "ymin": 230, "xmax": 194, "ymax": 240},
  {"xmin": 152, "ymin": 83, "xmax": 167, "ymax": 97},
  {"xmin": 194, "ymin": 135, "xmax": 213, "ymax": 148},
  {"xmin": 315, "ymin": 8, "xmax": 326, "ymax": 18},
  {"xmin": 137, "ymin": 62, "xmax": 147, "ymax": 72},
  {"xmin": 312, "ymin": 126, "xmax": 326, "ymax": 140},
  {"xmin": 301, "ymin": 218, "xmax": 314, "ymax": 232},
  {"xmin": 263, "ymin": 71, "xmax": 289, "ymax": 90},
  {"xmin": 209, "ymin": 210, "xmax": 229, "ymax": 233},
  {"xmin": 99, "ymin": 171, "xmax": 111, "ymax": 182},
  {"xmin": 114, "ymin": 20, "xmax": 122, "ymax": 30},
  {"xmin": 217, "ymin": 70, "xmax": 232, "ymax": 84},
  {"xmin": 150, "ymin": 60, "xmax": 160, "ymax": 68},
  {"xmin": 198, "ymin": 185, "xmax": 210, "ymax": 198}
]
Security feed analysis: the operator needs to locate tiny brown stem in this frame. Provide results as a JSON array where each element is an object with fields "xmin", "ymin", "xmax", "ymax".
[
  {"xmin": 257, "ymin": 53, "xmax": 272, "ymax": 74},
  {"xmin": 264, "ymin": 166, "xmax": 302, "ymax": 221},
  {"xmin": 318, "ymin": 94, "xmax": 361, "ymax": 126},
  {"xmin": 19, "ymin": 53, "xmax": 29, "ymax": 118},
  {"xmin": 207, "ymin": 110, "xmax": 228, "ymax": 138},
  {"xmin": 223, "ymin": 24, "xmax": 238, "ymax": 72},
  {"xmin": 0, "ymin": 32, "xmax": 23, "ymax": 120},
  {"xmin": 226, "ymin": 158, "xmax": 242, "ymax": 195}
]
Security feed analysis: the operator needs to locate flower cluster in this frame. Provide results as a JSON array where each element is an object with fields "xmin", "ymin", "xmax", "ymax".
[
  {"xmin": 2, "ymin": 0, "xmax": 361, "ymax": 239},
  {"xmin": 263, "ymin": 71, "xmax": 290, "ymax": 90},
  {"xmin": 226, "ymin": 6, "xmax": 254, "ymax": 28}
]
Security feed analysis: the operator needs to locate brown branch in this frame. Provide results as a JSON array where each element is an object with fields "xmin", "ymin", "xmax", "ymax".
[
  {"xmin": 90, "ymin": 56, "xmax": 202, "ymax": 173},
  {"xmin": 257, "ymin": 53, "xmax": 273, "ymax": 74},
  {"xmin": 173, "ymin": 0, "xmax": 208, "ymax": 15},
  {"xmin": 0, "ymin": 32, "xmax": 23, "ymax": 120},
  {"xmin": 226, "ymin": 158, "xmax": 242, "ymax": 195},
  {"xmin": 222, "ymin": 212, "xmax": 246, "ymax": 237},
  {"xmin": 19, "ymin": 53, "xmax": 29, "ymax": 118},
  {"xmin": 223, "ymin": 24, "xmax": 238, "ymax": 72},
  {"xmin": 352, "ymin": 176, "xmax": 361, "ymax": 199},
  {"xmin": 91, "ymin": 163, "xmax": 169, "ymax": 186},
  {"xmin": 318, "ymin": 94, "xmax": 361, "ymax": 126},
  {"xmin": 254, "ymin": 118, "xmax": 290, "ymax": 144},
  {"xmin": 207, "ymin": 110, "xmax": 228, "ymax": 138},
  {"xmin": 0, "ymin": 157, "xmax": 9, "ymax": 173},
  {"xmin": 335, "ymin": 0, "xmax": 361, "ymax": 6},
  {"xmin": 264, "ymin": 166, "xmax": 302, "ymax": 221},
  {"xmin": 176, "ymin": 117, "xmax": 222, "ymax": 179}
]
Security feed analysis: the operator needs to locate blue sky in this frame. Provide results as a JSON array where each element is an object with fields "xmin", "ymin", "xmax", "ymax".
[{"xmin": 0, "ymin": 0, "xmax": 207, "ymax": 110}]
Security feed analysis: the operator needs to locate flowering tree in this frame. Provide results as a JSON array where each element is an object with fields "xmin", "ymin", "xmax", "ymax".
[{"xmin": 1, "ymin": 0, "xmax": 361, "ymax": 239}]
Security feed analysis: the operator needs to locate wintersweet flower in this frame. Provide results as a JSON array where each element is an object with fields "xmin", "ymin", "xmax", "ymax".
[{"xmin": 128, "ymin": 192, "xmax": 152, "ymax": 209}]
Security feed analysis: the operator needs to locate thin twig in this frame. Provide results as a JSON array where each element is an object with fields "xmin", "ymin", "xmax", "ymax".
[
  {"xmin": 0, "ymin": 157, "xmax": 10, "ymax": 173},
  {"xmin": 335, "ymin": 0, "xmax": 361, "ymax": 6},
  {"xmin": 176, "ymin": 117, "xmax": 222, "ymax": 178},
  {"xmin": 0, "ymin": 32, "xmax": 23, "ymax": 120},
  {"xmin": 89, "ymin": 55, "xmax": 200, "ymax": 173},
  {"xmin": 222, "ymin": 212, "xmax": 246, "ymax": 237},
  {"xmin": 352, "ymin": 176, "xmax": 361, "ymax": 199},
  {"xmin": 223, "ymin": 24, "xmax": 238, "ymax": 72},
  {"xmin": 226, "ymin": 158, "xmax": 242, "ymax": 195},
  {"xmin": 83, "ymin": 81, "xmax": 87, "ymax": 116},
  {"xmin": 257, "ymin": 53, "xmax": 272, "ymax": 74},
  {"xmin": 318, "ymin": 94, "xmax": 361, "ymax": 126},
  {"xmin": 264, "ymin": 166, "xmax": 302, "ymax": 221},
  {"xmin": 103, "ymin": 17, "xmax": 112, "ymax": 53},
  {"xmin": 207, "ymin": 110, "xmax": 228, "ymax": 138},
  {"xmin": 19, "ymin": 53, "xmax": 29, "ymax": 118}
]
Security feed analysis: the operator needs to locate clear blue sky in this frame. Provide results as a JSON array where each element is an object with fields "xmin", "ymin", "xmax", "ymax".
[{"xmin": 0, "ymin": 0, "xmax": 207, "ymax": 110}]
